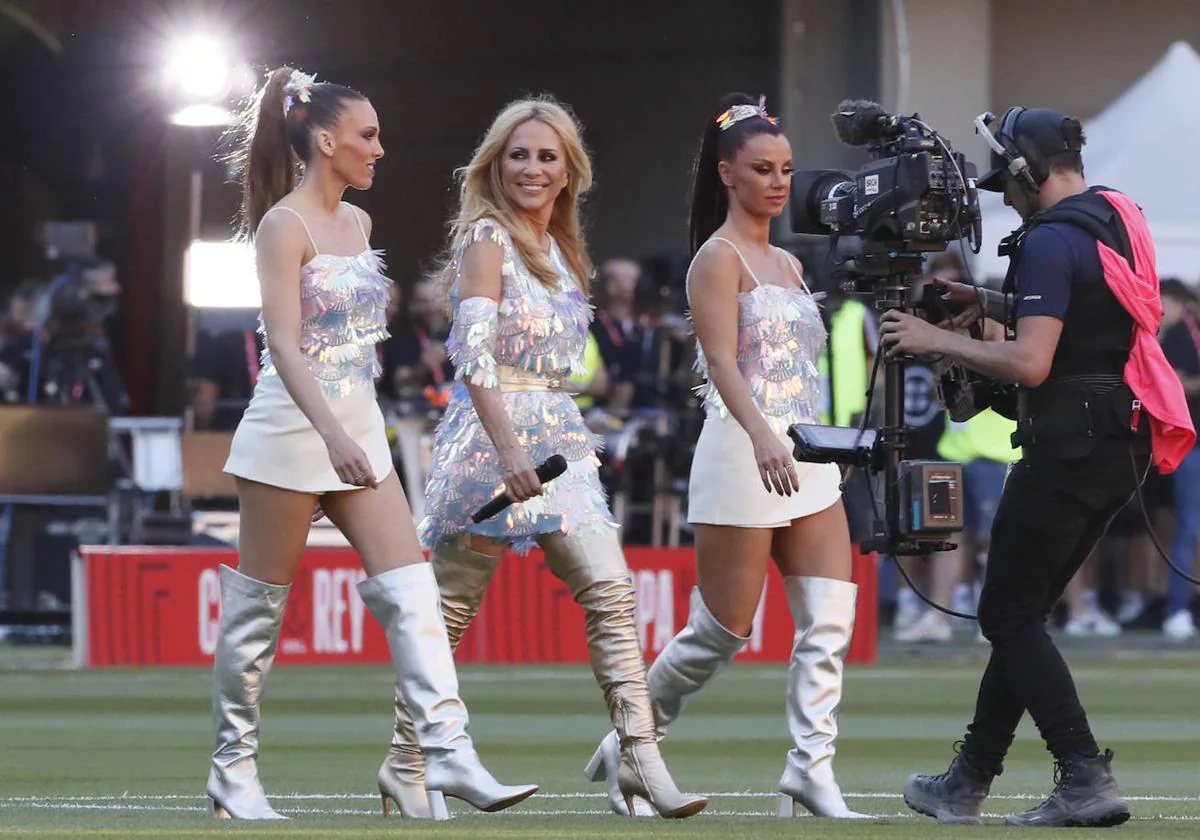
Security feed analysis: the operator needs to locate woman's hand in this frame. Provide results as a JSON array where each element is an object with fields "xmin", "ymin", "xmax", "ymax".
[
  {"xmin": 324, "ymin": 430, "xmax": 378, "ymax": 488},
  {"xmin": 499, "ymin": 447, "xmax": 544, "ymax": 503},
  {"xmin": 750, "ymin": 428, "xmax": 800, "ymax": 497}
]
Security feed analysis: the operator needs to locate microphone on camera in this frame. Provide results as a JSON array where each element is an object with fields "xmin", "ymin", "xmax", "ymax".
[
  {"xmin": 470, "ymin": 454, "xmax": 569, "ymax": 523},
  {"xmin": 831, "ymin": 99, "xmax": 902, "ymax": 148}
]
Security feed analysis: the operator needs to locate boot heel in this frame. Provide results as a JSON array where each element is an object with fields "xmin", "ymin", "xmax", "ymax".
[
  {"xmin": 379, "ymin": 791, "xmax": 392, "ymax": 816},
  {"xmin": 209, "ymin": 797, "xmax": 231, "ymax": 820},
  {"xmin": 428, "ymin": 791, "xmax": 450, "ymax": 821},
  {"xmin": 776, "ymin": 794, "xmax": 798, "ymax": 817},
  {"xmin": 622, "ymin": 794, "xmax": 638, "ymax": 818},
  {"xmin": 617, "ymin": 739, "xmax": 708, "ymax": 819}
]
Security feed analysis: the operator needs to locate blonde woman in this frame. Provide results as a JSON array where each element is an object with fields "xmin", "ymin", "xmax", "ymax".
[
  {"xmin": 209, "ymin": 67, "xmax": 535, "ymax": 820},
  {"xmin": 372, "ymin": 97, "xmax": 706, "ymax": 820}
]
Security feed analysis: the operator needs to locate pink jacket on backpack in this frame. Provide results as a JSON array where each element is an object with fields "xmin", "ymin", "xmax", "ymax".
[{"xmin": 1096, "ymin": 190, "xmax": 1195, "ymax": 473}]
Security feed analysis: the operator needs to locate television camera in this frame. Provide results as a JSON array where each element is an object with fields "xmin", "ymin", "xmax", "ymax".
[{"xmin": 787, "ymin": 100, "xmax": 988, "ymax": 556}]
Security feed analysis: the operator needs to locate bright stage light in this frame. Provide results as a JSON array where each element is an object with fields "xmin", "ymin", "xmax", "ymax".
[
  {"xmin": 163, "ymin": 35, "xmax": 231, "ymax": 101},
  {"xmin": 184, "ymin": 240, "xmax": 260, "ymax": 309}
]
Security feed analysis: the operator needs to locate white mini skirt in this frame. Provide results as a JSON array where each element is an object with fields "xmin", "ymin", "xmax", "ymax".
[
  {"xmin": 224, "ymin": 373, "xmax": 394, "ymax": 494},
  {"xmin": 687, "ymin": 413, "xmax": 843, "ymax": 528}
]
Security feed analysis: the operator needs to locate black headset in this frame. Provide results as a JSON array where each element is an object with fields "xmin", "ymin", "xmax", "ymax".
[
  {"xmin": 990, "ymin": 107, "xmax": 1084, "ymax": 194},
  {"xmin": 991, "ymin": 107, "xmax": 1042, "ymax": 193}
]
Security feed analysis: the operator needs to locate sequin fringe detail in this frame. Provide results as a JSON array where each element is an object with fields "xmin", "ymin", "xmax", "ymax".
[
  {"xmin": 259, "ymin": 248, "xmax": 392, "ymax": 400},
  {"xmin": 419, "ymin": 446, "xmax": 616, "ymax": 556},
  {"xmin": 447, "ymin": 297, "xmax": 500, "ymax": 389},
  {"xmin": 692, "ymin": 284, "xmax": 826, "ymax": 434}
]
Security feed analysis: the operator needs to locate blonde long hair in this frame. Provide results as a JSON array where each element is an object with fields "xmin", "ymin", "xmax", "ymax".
[{"xmin": 436, "ymin": 96, "xmax": 595, "ymax": 296}]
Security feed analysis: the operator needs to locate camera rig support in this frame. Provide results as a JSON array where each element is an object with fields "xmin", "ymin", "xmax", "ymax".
[{"xmin": 789, "ymin": 249, "xmax": 965, "ymax": 557}]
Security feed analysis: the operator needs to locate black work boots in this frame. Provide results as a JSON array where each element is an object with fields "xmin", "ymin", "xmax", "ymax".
[
  {"xmin": 904, "ymin": 746, "xmax": 994, "ymax": 826},
  {"xmin": 906, "ymin": 745, "xmax": 1130, "ymax": 828},
  {"xmin": 1004, "ymin": 750, "xmax": 1130, "ymax": 828}
]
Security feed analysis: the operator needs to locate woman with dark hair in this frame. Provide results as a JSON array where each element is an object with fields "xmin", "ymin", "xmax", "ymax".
[
  {"xmin": 588, "ymin": 93, "xmax": 868, "ymax": 819},
  {"xmin": 376, "ymin": 96, "xmax": 706, "ymax": 820},
  {"xmin": 210, "ymin": 67, "xmax": 536, "ymax": 821}
]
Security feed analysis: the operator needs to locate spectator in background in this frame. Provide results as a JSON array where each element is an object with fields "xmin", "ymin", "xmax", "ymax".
[
  {"xmin": 591, "ymin": 258, "xmax": 643, "ymax": 410},
  {"xmin": 189, "ymin": 327, "xmax": 263, "ymax": 430},
  {"xmin": 379, "ymin": 278, "xmax": 453, "ymax": 402},
  {"xmin": 569, "ymin": 330, "xmax": 610, "ymax": 413},
  {"xmin": 891, "ymin": 268, "xmax": 960, "ymax": 644},
  {"xmin": 0, "ymin": 279, "xmax": 44, "ymax": 401},
  {"xmin": 1159, "ymin": 278, "xmax": 1200, "ymax": 641}
]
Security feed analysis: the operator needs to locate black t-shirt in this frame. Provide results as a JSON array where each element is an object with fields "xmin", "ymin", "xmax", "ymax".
[
  {"xmin": 1162, "ymin": 318, "xmax": 1200, "ymax": 428},
  {"xmin": 190, "ymin": 329, "xmax": 260, "ymax": 429},
  {"xmin": 1011, "ymin": 217, "xmax": 1143, "ymax": 458},
  {"xmin": 377, "ymin": 322, "xmax": 453, "ymax": 399},
  {"xmin": 1012, "ymin": 222, "xmax": 1134, "ymax": 380}
]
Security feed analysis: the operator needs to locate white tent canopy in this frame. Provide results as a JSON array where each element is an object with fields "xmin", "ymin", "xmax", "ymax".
[{"xmin": 974, "ymin": 40, "xmax": 1200, "ymax": 283}]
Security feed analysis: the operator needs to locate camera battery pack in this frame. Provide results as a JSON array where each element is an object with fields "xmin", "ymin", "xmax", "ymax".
[{"xmin": 898, "ymin": 460, "xmax": 963, "ymax": 535}]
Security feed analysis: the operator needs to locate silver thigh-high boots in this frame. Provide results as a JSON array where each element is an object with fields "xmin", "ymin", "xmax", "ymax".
[
  {"xmin": 379, "ymin": 541, "xmax": 500, "ymax": 819},
  {"xmin": 358, "ymin": 562, "xmax": 536, "ymax": 817},
  {"xmin": 542, "ymin": 529, "xmax": 707, "ymax": 819},
  {"xmin": 207, "ymin": 564, "xmax": 291, "ymax": 820},
  {"xmin": 776, "ymin": 575, "xmax": 870, "ymax": 819}
]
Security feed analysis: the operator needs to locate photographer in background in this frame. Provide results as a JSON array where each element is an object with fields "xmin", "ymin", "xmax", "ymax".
[
  {"xmin": 883, "ymin": 108, "xmax": 1194, "ymax": 828},
  {"xmin": 38, "ymin": 260, "xmax": 128, "ymax": 412}
]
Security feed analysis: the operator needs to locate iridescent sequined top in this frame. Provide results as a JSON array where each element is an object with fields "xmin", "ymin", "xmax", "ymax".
[
  {"xmin": 419, "ymin": 219, "xmax": 616, "ymax": 553},
  {"xmin": 690, "ymin": 237, "xmax": 826, "ymax": 434},
  {"xmin": 257, "ymin": 204, "xmax": 391, "ymax": 400}
]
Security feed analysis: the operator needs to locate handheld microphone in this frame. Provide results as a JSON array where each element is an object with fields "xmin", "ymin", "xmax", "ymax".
[
  {"xmin": 470, "ymin": 454, "xmax": 568, "ymax": 523},
  {"xmin": 830, "ymin": 99, "xmax": 901, "ymax": 148}
]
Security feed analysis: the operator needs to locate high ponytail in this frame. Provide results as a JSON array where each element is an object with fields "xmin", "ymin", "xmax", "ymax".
[
  {"xmin": 228, "ymin": 66, "xmax": 367, "ymax": 239},
  {"xmin": 687, "ymin": 92, "xmax": 785, "ymax": 255},
  {"xmin": 233, "ymin": 67, "xmax": 295, "ymax": 239}
]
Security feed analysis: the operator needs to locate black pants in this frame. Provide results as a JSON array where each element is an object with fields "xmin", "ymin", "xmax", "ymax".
[{"xmin": 961, "ymin": 447, "xmax": 1147, "ymax": 774}]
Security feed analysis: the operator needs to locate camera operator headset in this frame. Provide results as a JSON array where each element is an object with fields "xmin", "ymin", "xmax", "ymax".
[{"xmin": 884, "ymin": 107, "xmax": 1195, "ymax": 828}]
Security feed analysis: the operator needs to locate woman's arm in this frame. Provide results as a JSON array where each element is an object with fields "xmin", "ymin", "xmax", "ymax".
[
  {"xmin": 689, "ymin": 245, "xmax": 799, "ymax": 496},
  {"xmin": 448, "ymin": 236, "xmax": 543, "ymax": 502},
  {"xmin": 256, "ymin": 211, "xmax": 377, "ymax": 486}
]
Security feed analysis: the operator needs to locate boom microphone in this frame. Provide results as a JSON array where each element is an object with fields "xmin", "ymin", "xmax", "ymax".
[
  {"xmin": 831, "ymin": 99, "xmax": 901, "ymax": 148},
  {"xmin": 470, "ymin": 454, "xmax": 569, "ymax": 523}
]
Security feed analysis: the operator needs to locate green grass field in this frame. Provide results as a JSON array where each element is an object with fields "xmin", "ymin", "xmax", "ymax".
[{"xmin": 1, "ymin": 641, "xmax": 1198, "ymax": 838}]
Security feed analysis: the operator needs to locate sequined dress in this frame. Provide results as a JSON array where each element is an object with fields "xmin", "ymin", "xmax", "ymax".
[
  {"xmin": 419, "ymin": 219, "xmax": 615, "ymax": 553},
  {"xmin": 224, "ymin": 204, "xmax": 395, "ymax": 493},
  {"xmin": 686, "ymin": 237, "xmax": 842, "ymax": 527}
]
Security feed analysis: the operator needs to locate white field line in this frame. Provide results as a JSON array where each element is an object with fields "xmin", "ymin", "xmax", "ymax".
[
  {"xmin": 4, "ymin": 791, "xmax": 1200, "ymax": 804},
  {"xmin": 7, "ymin": 803, "xmax": 1200, "ymax": 822}
]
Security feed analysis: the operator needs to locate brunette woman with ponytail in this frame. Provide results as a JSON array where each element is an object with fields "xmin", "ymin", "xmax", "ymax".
[
  {"xmin": 209, "ymin": 67, "xmax": 536, "ymax": 821},
  {"xmin": 589, "ymin": 93, "xmax": 869, "ymax": 820}
]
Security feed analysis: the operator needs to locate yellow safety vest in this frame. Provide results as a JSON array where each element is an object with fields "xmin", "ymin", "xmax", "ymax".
[
  {"xmin": 571, "ymin": 332, "xmax": 604, "ymax": 410},
  {"xmin": 938, "ymin": 409, "xmax": 1019, "ymax": 464},
  {"xmin": 818, "ymin": 300, "xmax": 870, "ymax": 427}
]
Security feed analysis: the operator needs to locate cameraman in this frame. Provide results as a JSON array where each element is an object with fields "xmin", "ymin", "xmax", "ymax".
[{"xmin": 881, "ymin": 108, "xmax": 1195, "ymax": 827}]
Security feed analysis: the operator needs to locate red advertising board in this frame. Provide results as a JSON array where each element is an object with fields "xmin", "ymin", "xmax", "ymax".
[{"xmin": 72, "ymin": 546, "xmax": 877, "ymax": 668}]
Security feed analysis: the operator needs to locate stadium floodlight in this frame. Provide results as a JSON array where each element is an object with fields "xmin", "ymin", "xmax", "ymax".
[
  {"xmin": 163, "ymin": 35, "xmax": 230, "ymax": 101},
  {"xmin": 161, "ymin": 34, "xmax": 252, "ymax": 126}
]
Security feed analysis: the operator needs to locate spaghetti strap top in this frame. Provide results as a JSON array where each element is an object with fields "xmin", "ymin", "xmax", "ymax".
[
  {"xmin": 263, "ymin": 203, "xmax": 370, "ymax": 255},
  {"xmin": 255, "ymin": 203, "xmax": 391, "ymax": 399},
  {"xmin": 686, "ymin": 236, "xmax": 827, "ymax": 433}
]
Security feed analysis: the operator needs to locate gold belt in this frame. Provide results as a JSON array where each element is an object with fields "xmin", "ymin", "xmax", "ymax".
[{"xmin": 495, "ymin": 365, "xmax": 576, "ymax": 394}]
